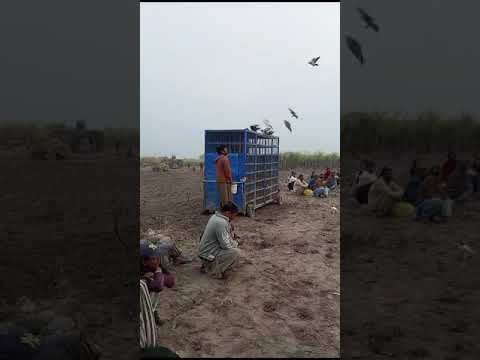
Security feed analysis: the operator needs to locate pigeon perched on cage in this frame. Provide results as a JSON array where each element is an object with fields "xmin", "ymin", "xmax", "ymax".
[
  {"xmin": 345, "ymin": 35, "xmax": 365, "ymax": 65},
  {"xmin": 308, "ymin": 56, "xmax": 320, "ymax": 66},
  {"xmin": 357, "ymin": 8, "xmax": 379, "ymax": 32},
  {"xmin": 288, "ymin": 108, "xmax": 298, "ymax": 119},
  {"xmin": 261, "ymin": 119, "xmax": 274, "ymax": 135},
  {"xmin": 249, "ymin": 124, "xmax": 261, "ymax": 132},
  {"xmin": 284, "ymin": 120, "xmax": 292, "ymax": 133},
  {"xmin": 261, "ymin": 128, "xmax": 275, "ymax": 136}
]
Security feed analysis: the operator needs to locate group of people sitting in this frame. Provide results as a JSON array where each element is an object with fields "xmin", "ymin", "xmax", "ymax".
[
  {"xmin": 350, "ymin": 152, "xmax": 480, "ymax": 222},
  {"xmin": 139, "ymin": 202, "xmax": 243, "ymax": 355},
  {"xmin": 287, "ymin": 168, "xmax": 340, "ymax": 198}
]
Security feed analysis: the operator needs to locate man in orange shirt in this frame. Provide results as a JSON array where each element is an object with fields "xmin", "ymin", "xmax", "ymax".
[{"xmin": 215, "ymin": 144, "xmax": 233, "ymax": 207}]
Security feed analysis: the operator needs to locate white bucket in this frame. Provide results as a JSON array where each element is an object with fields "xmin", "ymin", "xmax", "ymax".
[{"xmin": 231, "ymin": 184, "xmax": 238, "ymax": 194}]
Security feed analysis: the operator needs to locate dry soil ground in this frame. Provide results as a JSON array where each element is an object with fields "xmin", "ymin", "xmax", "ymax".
[
  {"xmin": 1, "ymin": 159, "xmax": 139, "ymax": 359},
  {"xmin": 140, "ymin": 168, "xmax": 340, "ymax": 358}
]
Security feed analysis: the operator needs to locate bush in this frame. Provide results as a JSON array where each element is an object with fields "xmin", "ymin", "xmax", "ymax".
[
  {"xmin": 280, "ymin": 151, "xmax": 340, "ymax": 170},
  {"xmin": 341, "ymin": 111, "xmax": 480, "ymax": 154}
]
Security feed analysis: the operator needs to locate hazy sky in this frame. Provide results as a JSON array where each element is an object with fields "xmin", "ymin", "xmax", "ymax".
[
  {"xmin": 0, "ymin": 1, "xmax": 138, "ymax": 129},
  {"xmin": 141, "ymin": 2, "xmax": 340, "ymax": 158},
  {"xmin": 342, "ymin": 0, "xmax": 480, "ymax": 116}
]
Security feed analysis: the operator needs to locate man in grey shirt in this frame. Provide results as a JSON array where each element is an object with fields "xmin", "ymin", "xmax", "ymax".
[{"xmin": 198, "ymin": 202, "xmax": 242, "ymax": 279}]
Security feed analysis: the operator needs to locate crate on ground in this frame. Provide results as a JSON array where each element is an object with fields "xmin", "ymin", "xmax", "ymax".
[{"xmin": 203, "ymin": 129, "xmax": 280, "ymax": 216}]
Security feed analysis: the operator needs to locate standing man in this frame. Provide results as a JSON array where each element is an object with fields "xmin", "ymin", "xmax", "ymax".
[{"xmin": 215, "ymin": 144, "xmax": 233, "ymax": 207}]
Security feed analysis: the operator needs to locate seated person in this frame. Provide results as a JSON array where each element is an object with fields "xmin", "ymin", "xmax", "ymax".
[
  {"xmin": 0, "ymin": 307, "xmax": 100, "ymax": 359},
  {"xmin": 140, "ymin": 277, "xmax": 158, "ymax": 349},
  {"xmin": 308, "ymin": 175, "xmax": 319, "ymax": 190},
  {"xmin": 415, "ymin": 165, "xmax": 448, "ymax": 221},
  {"xmin": 351, "ymin": 160, "xmax": 377, "ymax": 204},
  {"xmin": 447, "ymin": 161, "xmax": 473, "ymax": 201},
  {"xmin": 314, "ymin": 177, "xmax": 330, "ymax": 197},
  {"xmin": 140, "ymin": 277, "xmax": 180, "ymax": 358},
  {"xmin": 368, "ymin": 166, "xmax": 403, "ymax": 217},
  {"xmin": 287, "ymin": 171, "xmax": 297, "ymax": 191},
  {"xmin": 140, "ymin": 239, "xmax": 176, "ymax": 325},
  {"xmin": 325, "ymin": 172, "xmax": 338, "ymax": 190},
  {"xmin": 198, "ymin": 202, "xmax": 242, "ymax": 279},
  {"xmin": 402, "ymin": 159, "xmax": 427, "ymax": 205},
  {"xmin": 294, "ymin": 174, "xmax": 309, "ymax": 195},
  {"xmin": 468, "ymin": 153, "xmax": 480, "ymax": 193},
  {"xmin": 142, "ymin": 232, "xmax": 192, "ymax": 273},
  {"xmin": 440, "ymin": 151, "xmax": 458, "ymax": 182},
  {"xmin": 323, "ymin": 167, "xmax": 332, "ymax": 181}
]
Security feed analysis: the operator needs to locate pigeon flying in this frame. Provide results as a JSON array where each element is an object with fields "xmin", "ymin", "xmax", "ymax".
[
  {"xmin": 345, "ymin": 35, "xmax": 365, "ymax": 65},
  {"xmin": 288, "ymin": 108, "xmax": 298, "ymax": 119},
  {"xmin": 308, "ymin": 56, "xmax": 320, "ymax": 66},
  {"xmin": 263, "ymin": 119, "xmax": 273, "ymax": 129},
  {"xmin": 284, "ymin": 120, "xmax": 292, "ymax": 133},
  {"xmin": 357, "ymin": 8, "xmax": 379, "ymax": 32}
]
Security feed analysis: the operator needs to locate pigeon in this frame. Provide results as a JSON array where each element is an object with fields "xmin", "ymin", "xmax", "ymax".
[
  {"xmin": 357, "ymin": 8, "xmax": 379, "ymax": 32},
  {"xmin": 288, "ymin": 108, "xmax": 298, "ymax": 119},
  {"xmin": 345, "ymin": 35, "xmax": 365, "ymax": 65},
  {"xmin": 263, "ymin": 119, "xmax": 272, "ymax": 129},
  {"xmin": 308, "ymin": 56, "xmax": 320, "ymax": 66},
  {"xmin": 284, "ymin": 120, "xmax": 292, "ymax": 133},
  {"xmin": 261, "ymin": 127, "xmax": 275, "ymax": 136},
  {"xmin": 250, "ymin": 124, "xmax": 260, "ymax": 132}
]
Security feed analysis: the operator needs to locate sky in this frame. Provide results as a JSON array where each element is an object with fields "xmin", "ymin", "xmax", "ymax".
[
  {"xmin": 342, "ymin": 0, "xmax": 480, "ymax": 116},
  {"xmin": 141, "ymin": 2, "xmax": 340, "ymax": 158},
  {"xmin": 0, "ymin": 1, "xmax": 138, "ymax": 129}
]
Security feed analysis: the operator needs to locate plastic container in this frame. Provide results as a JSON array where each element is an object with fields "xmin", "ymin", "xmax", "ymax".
[
  {"xmin": 304, "ymin": 189, "xmax": 314, "ymax": 197},
  {"xmin": 391, "ymin": 201, "xmax": 415, "ymax": 217}
]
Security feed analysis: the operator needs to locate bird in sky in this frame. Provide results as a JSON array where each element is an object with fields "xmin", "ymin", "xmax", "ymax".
[
  {"xmin": 308, "ymin": 56, "xmax": 320, "ymax": 66},
  {"xmin": 346, "ymin": 35, "xmax": 365, "ymax": 65},
  {"xmin": 250, "ymin": 124, "xmax": 260, "ymax": 132},
  {"xmin": 288, "ymin": 108, "xmax": 298, "ymax": 119},
  {"xmin": 263, "ymin": 118, "xmax": 273, "ymax": 129},
  {"xmin": 284, "ymin": 120, "xmax": 292, "ymax": 133},
  {"xmin": 357, "ymin": 8, "xmax": 380, "ymax": 32}
]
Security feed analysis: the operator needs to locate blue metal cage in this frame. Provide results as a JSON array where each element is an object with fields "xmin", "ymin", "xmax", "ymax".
[{"xmin": 203, "ymin": 129, "xmax": 280, "ymax": 216}]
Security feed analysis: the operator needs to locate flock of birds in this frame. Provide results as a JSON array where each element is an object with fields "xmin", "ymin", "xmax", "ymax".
[
  {"xmin": 248, "ymin": 7, "xmax": 379, "ymax": 137},
  {"xmin": 249, "ymin": 108, "xmax": 297, "ymax": 136},
  {"xmin": 346, "ymin": 7, "xmax": 380, "ymax": 66}
]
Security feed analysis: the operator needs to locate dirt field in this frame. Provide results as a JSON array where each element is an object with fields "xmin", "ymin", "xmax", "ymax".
[
  {"xmin": 141, "ymin": 168, "xmax": 340, "ymax": 358},
  {"xmin": 341, "ymin": 154, "xmax": 480, "ymax": 359},
  {"xmin": 1, "ymin": 159, "xmax": 140, "ymax": 359}
]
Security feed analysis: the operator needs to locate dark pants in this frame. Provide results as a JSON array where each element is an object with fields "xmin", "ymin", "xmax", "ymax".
[{"xmin": 356, "ymin": 183, "xmax": 372, "ymax": 204}]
